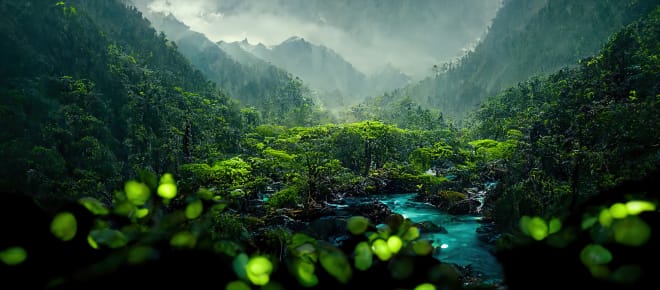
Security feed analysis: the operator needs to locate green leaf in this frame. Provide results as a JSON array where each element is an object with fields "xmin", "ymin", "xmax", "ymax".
[
  {"xmin": 548, "ymin": 218, "xmax": 562, "ymax": 234},
  {"xmin": 609, "ymin": 203, "xmax": 628, "ymax": 219},
  {"xmin": 411, "ymin": 240, "xmax": 433, "ymax": 256},
  {"xmin": 371, "ymin": 239, "xmax": 392, "ymax": 261},
  {"xmin": 612, "ymin": 216, "xmax": 651, "ymax": 246},
  {"xmin": 387, "ymin": 235, "xmax": 403, "ymax": 253},
  {"xmin": 79, "ymin": 197, "xmax": 109, "ymax": 215},
  {"xmin": 157, "ymin": 183, "xmax": 177, "ymax": 200},
  {"xmin": 124, "ymin": 180, "xmax": 150, "ymax": 206},
  {"xmin": 170, "ymin": 231, "xmax": 196, "ymax": 248},
  {"xmin": 625, "ymin": 200, "xmax": 655, "ymax": 215},
  {"xmin": 0, "ymin": 247, "xmax": 27, "ymax": 266},
  {"xmin": 232, "ymin": 253, "xmax": 249, "ymax": 279},
  {"xmin": 580, "ymin": 244, "xmax": 613, "ymax": 266},
  {"xmin": 225, "ymin": 280, "xmax": 251, "ymax": 290},
  {"xmin": 51, "ymin": 212, "xmax": 77, "ymax": 241},
  {"xmin": 90, "ymin": 228, "xmax": 128, "ymax": 248},
  {"xmin": 527, "ymin": 217, "xmax": 548, "ymax": 241},
  {"xmin": 414, "ymin": 283, "xmax": 436, "ymax": 290},
  {"xmin": 402, "ymin": 226, "xmax": 420, "ymax": 241},
  {"xmin": 347, "ymin": 216, "xmax": 369, "ymax": 235},
  {"xmin": 319, "ymin": 248, "xmax": 352, "ymax": 283},
  {"xmin": 246, "ymin": 256, "xmax": 273, "ymax": 286},
  {"xmin": 353, "ymin": 242, "xmax": 373, "ymax": 271},
  {"xmin": 185, "ymin": 199, "xmax": 203, "ymax": 219}
]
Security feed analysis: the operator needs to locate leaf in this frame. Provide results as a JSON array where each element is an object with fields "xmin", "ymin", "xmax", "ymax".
[
  {"xmin": 612, "ymin": 216, "xmax": 651, "ymax": 246},
  {"xmin": 353, "ymin": 242, "xmax": 373, "ymax": 271},
  {"xmin": 79, "ymin": 197, "xmax": 109, "ymax": 215},
  {"xmin": 580, "ymin": 244, "xmax": 613, "ymax": 266},
  {"xmin": 319, "ymin": 248, "xmax": 352, "ymax": 283},
  {"xmin": 124, "ymin": 180, "xmax": 150, "ymax": 206},
  {"xmin": 185, "ymin": 199, "xmax": 203, "ymax": 219},
  {"xmin": 347, "ymin": 216, "xmax": 369, "ymax": 235},
  {"xmin": 51, "ymin": 212, "xmax": 77, "ymax": 241},
  {"xmin": 0, "ymin": 247, "xmax": 27, "ymax": 266},
  {"xmin": 246, "ymin": 256, "xmax": 273, "ymax": 286}
]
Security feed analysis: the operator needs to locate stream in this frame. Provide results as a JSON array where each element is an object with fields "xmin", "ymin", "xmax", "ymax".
[{"xmin": 346, "ymin": 193, "xmax": 503, "ymax": 282}]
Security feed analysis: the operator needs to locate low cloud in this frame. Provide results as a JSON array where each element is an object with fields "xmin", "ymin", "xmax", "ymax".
[{"xmin": 143, "ymin": 0, "xmax": 501, "ymax": 78}]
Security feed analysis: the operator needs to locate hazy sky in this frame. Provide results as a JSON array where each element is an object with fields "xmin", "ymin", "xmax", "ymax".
[{"xmin": 141, "ymin": 0, "xmax": 502, "ymax": 78}]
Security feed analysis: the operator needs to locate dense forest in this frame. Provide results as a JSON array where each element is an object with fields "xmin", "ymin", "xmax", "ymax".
[{"xmin": 1, "ymin": 1, "xmax": 659, "ymax": 290}]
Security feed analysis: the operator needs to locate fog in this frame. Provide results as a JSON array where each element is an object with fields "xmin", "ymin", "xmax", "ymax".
[{"xmin": 138, "ymin": 0, "xmax": 501, "ymax": 79}]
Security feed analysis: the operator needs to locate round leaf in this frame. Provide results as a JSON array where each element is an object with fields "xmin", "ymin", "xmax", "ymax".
[
  {"xmin": 0, "ymin": 247, "xmax": 27, "ymax": 266},
  {"xmin": 51, "ymin": 212, "xmax": 77, "ymax": 241},
  {"xmin": 347, "ymin": 216, "xmax": 369, "ymax": 235}
]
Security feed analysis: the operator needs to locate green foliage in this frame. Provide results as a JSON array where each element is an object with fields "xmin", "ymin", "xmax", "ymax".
[
  {"xmin": 0, "ymin": 247, "xmax": 27, "ymax": 266},
  {"xmin": 50, "ymin": 212, "xmax": 77, "ymax": 241}
]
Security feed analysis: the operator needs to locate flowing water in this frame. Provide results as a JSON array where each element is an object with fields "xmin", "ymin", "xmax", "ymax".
[{"xmin": 374, "ymin": 193, "xmax": 503, "ymax": 282}]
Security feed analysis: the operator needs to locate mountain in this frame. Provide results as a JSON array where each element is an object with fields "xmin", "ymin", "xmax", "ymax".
[
  {"xmin": 132, "ymin": 8, "xmax": 319, "ymax": 122},
  {"xmin": 388, "ymin": 0, "xmax": 659, "ymax": 120},
  {"xmin": 221, "ymin": 37, "xmax": 411, "ymax": 108}
]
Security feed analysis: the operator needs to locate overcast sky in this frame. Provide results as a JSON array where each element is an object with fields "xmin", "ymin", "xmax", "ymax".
[{"xmin": 139, "ymin": 0, "xmax": 502, "ymax": 78}]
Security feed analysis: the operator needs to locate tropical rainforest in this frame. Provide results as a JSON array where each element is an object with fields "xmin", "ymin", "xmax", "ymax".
[{"xmin": 1, "ymin": 1, "xmax": 659, "ymax": 290}]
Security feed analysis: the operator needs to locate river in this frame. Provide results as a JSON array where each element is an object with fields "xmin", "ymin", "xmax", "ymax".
[{"xmin": 372, "ymin": 193, "xmax": 503, "ymax": 282}]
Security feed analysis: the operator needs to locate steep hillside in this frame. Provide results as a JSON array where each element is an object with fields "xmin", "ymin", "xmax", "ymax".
[
  {"xmin": 134, "ymin": 10, "xmax": 319, "ymax": 121},
  {"xmin": 391, "ymin": 0, "xmax": 658, "ymax": 120},
  {"xmin": 0, "ymin": 0, "xmax": 246, "ymax": 201}
]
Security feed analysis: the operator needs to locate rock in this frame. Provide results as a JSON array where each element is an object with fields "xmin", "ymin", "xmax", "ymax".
[
  {"xmin": 447, "ymin": 199, "xmax": 481, "ymax": 215},
  {"xmin": 416, "ymin": 221, "xmax": 449, "ymax": 234},
  {"xmin": 476, "ymin": 223, "xmax": 501, "ymax": 245},
  {"xmin": 349, "ymin": 200, "xmax": 393, "ymax": 224}
]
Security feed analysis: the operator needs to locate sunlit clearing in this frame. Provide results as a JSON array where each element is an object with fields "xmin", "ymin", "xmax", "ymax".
[
  {"xmin": 414, "ymin": 283, "xmax": 436, "ymax": 290},
  {"xmin": 527, "ymin": 216, "xmax": 548, "ymax": 241},
  {"xmin": 440, "ymin": 244, "xmax": 449, "ymax": 249},
  {"xmin": 580, "ymin": 244, "xmax": 613, "ymax": 266},
  {"xmin": 295, "ymin": 260, "xmax": 318, "ymax": 287},
  {"xmin": 354, "ymin": 242, "xmax": 373, "ymax": 271},
  {"xmin": 612, "ymin": 216, "xmax": 651, "ymax": 246},
  {"xmin": 412, "ymin": 240, "xmax": 433, "ymax": 256},
  {"xmin": 387, "ymin": 236, "xmax": 403, "ymax": 253},
  {"xmin": 371, "ymin": 239, "xmax": 393, "ymax": 261},
  {"xmin": 246, "ymin": 256, "xmax": 273, "ymax": 285},
  {"xmin": 548, "ymin": 218, "xmax": 562, "ymax": 234},
  {"xmin": 135, "ymin": 208, "xmax": 149, "ymax": 218},
  {"xmin": 402, "ymin": 226, "xmax": 420, "ymax": 241},
  {"xmin": 225, "ymin": 280, "xmax": 251, "ymax": 290},
  {"xmin": 232, "ymin": 253, "xmax": 249, "ymax": 279},
  {"xmin": 185, "ymin": 199, "xmax": 203, "ymax": 219},
  {"xmin": 127, "ymin": 246, "xmax": 158, "ymax": 264},
  {"xmin": 609, "ymin": 203, "xmax": 628, "ymax": 219},
  {"xmin": 347, "ymin": 216, "xmax": 369, "ymax": 235},
  {"xmin": 87, "ymin": 235, "xmax": 99, "ymax": 249},
  {"xmin": 599, "ymin": 208, "xmax": 613, "ymax": 227},
  {"xmin": 0, "ymin": 247, "xmax": 27, "ymax": 266},
  {"xmin": 625, "ymin": 200, "xmax": 655, "ymax": 215},
  {"xmin": 124, "ymin": 180, "xmax": 150, "ymax": 206},
  {"xmin": 319, "ymin": 248, "xmax": 352, "ymax": 283},
  {"xmin": 157, "ymin": 183, "xmax": 177, "ymax": 200},
  {"xmin": 50, "ymin": 212, "xmax": 77, "ymax": 241},
  {"xmin": 170, "ymin": 231, "xmax": 196, "ymax": 248},
  {"xmin": 79, "ymin": 197, "xmax": 109, "ymax": 215}
]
